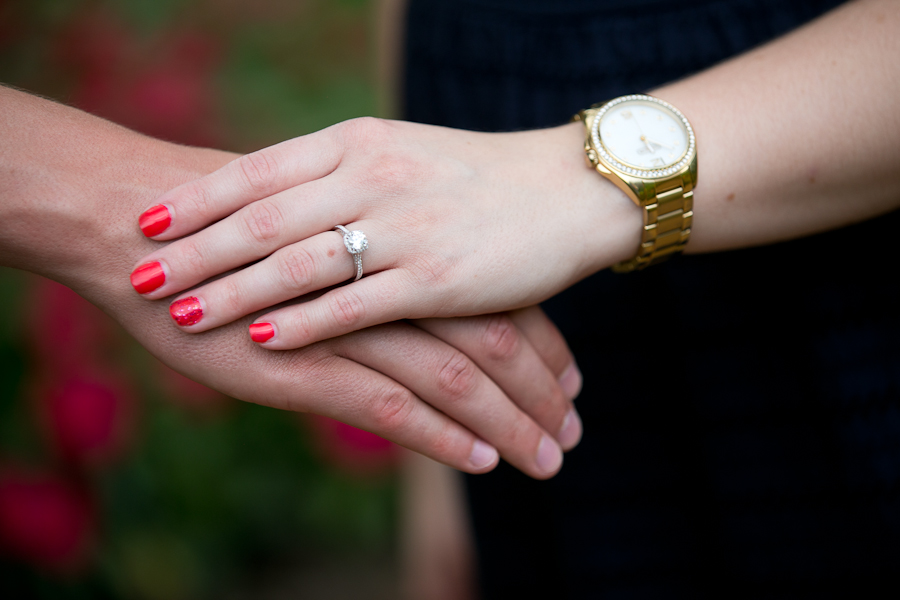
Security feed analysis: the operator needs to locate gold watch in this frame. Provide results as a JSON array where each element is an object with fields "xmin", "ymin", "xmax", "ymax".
[{"xmin": 574, "ymin": 94, "xmax": 697, "ymax": 272}]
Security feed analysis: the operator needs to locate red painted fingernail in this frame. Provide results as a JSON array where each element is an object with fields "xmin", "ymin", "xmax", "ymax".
[
  {"xmin": 170, "ymin": 296, "xmax": 203, "ymax": 327},
  {"xmin": 139, "ymin": 204, "xmax": 171, "ymax": 237},
  {"xmin": 130, "ymin": 261, "xmax": 165, "ymax": 294},
  {"xmin": 249, "ymin": 323, "xmax": 275, "ymax": 343}
]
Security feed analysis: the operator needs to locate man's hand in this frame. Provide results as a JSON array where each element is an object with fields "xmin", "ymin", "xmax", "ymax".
[{"xmin": 0, "ymin": 86, "xmax": 581, "ymax": 479}]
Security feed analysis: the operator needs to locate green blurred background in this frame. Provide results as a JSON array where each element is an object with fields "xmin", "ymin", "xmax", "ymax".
[{"xmin": 0, "ymin": 1, "xmax": 402, "ymax": 597}]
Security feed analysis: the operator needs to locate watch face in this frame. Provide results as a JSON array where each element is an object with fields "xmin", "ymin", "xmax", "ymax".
[{"xmin": 592, "ymin": 95, "xmax": 695, "ymax": 179}]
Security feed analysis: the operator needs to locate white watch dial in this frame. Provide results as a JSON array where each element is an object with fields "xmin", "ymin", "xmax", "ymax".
[{"xmin": 599, "ymin": 100, "xmax": 688, "ymax": 170}]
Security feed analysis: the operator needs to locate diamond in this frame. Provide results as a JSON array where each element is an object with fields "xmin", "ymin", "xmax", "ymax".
[{"xmin": 343, "ymin": 230, "xmax": 368, "ymax": 254}]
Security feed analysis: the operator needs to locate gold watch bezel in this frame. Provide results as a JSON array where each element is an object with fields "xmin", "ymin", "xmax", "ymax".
[
  {"xmin": 578, "ymin": 95, "xmax": 697, "ymax": 208},
  {"xmin": 588, "ymin": 94, "xmax": 696, "ymax": 182},
  {"xmin": 574, "ymin": 94, "xmax": 698, "ymax": 272}
]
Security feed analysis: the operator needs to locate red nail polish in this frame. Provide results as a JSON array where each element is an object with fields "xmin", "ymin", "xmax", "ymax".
[
  {"xmin": 130, "ymin": 262, "xmax": 165, "ymax": 294},
  {"xmin": 170, "ymin": 296, "xmax": 203, "ymax": 327},
  {"xmin": 139, "ymin": 204, "xmax": 171, "ymax": 237},
  {"xmin": 249, "ymin": 323, "xmax": 275, "ymax": 343}
]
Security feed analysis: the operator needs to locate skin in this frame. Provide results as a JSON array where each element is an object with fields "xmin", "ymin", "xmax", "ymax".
[
  {"xmin": 134, "ymin": 0, "xmax": 899, "ymax": 350},
  {"xmin": 0, "ymin": 86, "xmax": 584, "ymax": 480}
]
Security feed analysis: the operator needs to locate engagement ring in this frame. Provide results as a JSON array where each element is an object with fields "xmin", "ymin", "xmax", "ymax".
[{"xmin": 334, "ymin": 225, "xmax": 368, "ymax": 281}]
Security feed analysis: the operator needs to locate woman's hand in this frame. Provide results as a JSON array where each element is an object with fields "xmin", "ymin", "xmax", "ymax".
[
  {"xmin": 0, "ymin": 87, "xmax": 582, "ymax": 479},
  {"xmin": 131, "ymin": 118, "xmax": 638, "ymax": 348}
]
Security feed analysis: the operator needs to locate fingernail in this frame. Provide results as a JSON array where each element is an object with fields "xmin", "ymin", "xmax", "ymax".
[
  {"xmin": 130, "ymin": 261, "xmax": 165, "ymax": 294},
  {"xmin": 468, "ymin": 440, "xmax": 498, "ymax": 470},
  {"xmin": 559, "ymin": 362, "xmax": 583, "ymax": 400},
  {"xmin": 557, "ymin": 407, "xmax": 583, "ymax": 451},
  {"xmin": 249, "ymin": 323, "xmax": 275, "ymax": 343},
  {"xmin": 139, "ymin": 204, "xmax": 171, "ymax": 237},
  {"xmin": 170, "ymin": 296, "xmax": 203, "ymax": 327},
  {"xmin": 535, "ymin": 435, "xmax": 563, "ymax": 475}
]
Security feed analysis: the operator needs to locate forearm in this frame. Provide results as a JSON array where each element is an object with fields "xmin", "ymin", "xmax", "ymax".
[
  {"xmin": 0, "ymin": 84, "xmax": 246, "ymax": 387},
  {"xmin": 650, "ymin": 0, "xmax": 900, "ymax": 254},
  {"xmin": 0, "ymin": 85, "xmax": 233, "ymax": 290}
]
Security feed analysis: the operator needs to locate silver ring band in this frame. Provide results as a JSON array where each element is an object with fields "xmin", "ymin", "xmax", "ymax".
[{"xmin": 334, "ymin": 225, "xmax": 368, "ymax": 282}]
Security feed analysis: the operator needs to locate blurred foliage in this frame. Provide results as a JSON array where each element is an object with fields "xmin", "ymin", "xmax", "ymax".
[{"xmin": 0, "ymin": 1, "xmax": 399, "ymax": 598}]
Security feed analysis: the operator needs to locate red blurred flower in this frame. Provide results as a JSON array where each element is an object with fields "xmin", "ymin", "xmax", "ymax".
[
  {"xmin": 53, "ymin": 11, "xmax": 223, "ymax": 147},
  {"xmin": 0, "ymin": 0, "xmax": 14, "ymax": 52},
  {"xmin": 0, "ymin": 467, "xmax": 94, "ymax": 571},
  {"xmin": 34, "ymin": 374, "xmax": 136, "ymax": 468},
  {"xmin": 52, "ymin": 10, "xmax": 129, "ymax": 83},
  {"xmin": 306, "ymin": 416, "xmax": 398, "ymax": 477},
  {"xmin": 27, "ymin": 278, "xmax": 117, "ymax": 372}
]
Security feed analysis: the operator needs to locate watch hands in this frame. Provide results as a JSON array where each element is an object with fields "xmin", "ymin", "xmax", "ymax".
[
  {"xmin": 630, "ymin": 113, "xmax": 656, "ymax": 152},
  {"xmin": 645, "ymin": 137, "xmax": 675, "ymax": 151}
]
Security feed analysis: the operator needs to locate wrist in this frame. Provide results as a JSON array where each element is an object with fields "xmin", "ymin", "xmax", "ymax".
[
  {"xmin": 549, "ymin": 121, "xmax": 641, "ymax": 277},
  {"xmin": 66, "ymin": 139, "xmax": 235, "ymax": 304},
  {"xmin": 0, "ymin": 86, "xmax": 234, "ymax": 300}
]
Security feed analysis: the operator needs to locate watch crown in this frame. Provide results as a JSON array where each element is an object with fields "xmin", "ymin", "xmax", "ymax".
[{"xmin": 586, "ymin": 149, "xmax": 599, "ymax": 166}]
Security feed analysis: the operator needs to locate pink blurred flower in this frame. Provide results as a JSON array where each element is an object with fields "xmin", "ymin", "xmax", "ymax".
[
  {"xmin": 306, "ymin": 416, "xmax": 398, "ymax": 477},
  {"xmin": 0, "ymin": 466, "xmax": 94, "ymax": 571}
]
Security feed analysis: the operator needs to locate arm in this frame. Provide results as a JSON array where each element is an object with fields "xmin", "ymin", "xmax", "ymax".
[
  {"xmin": 658, "ymin": 0, "xmax": 900, "ymax": 254},
  {"xmin": 0, "ymin": 86, "xmax": 582, "ymax": 479},
  {"xmin": 129, "ymin": 0, "xmax": 899, "ymax": 350}
]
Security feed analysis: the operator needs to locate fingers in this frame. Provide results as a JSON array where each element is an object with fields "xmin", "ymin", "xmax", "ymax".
[
  {"xmin": 248, "ymin": 270, "xmax": 414, "ymax": 349},
  {"xmin": 160, "ymin": 222, "xmax": 394, "ymax": 333},
  {"xmin": 508, "ymin": 306, "xmax": 582, "ymax": 399},
  {"xmin": 131, "ymin": 176, "xmax": 355, "ymax": 300},
  {"xmin": 416, "ymin": 312, "xmax": 582, "ymax": 452},
  {"xmin": 335, "ymin": 323, "xmax": 564, "ymax": 479},
  {"xmin": 292, "ymin": 347, "xmax": 499, "ymax": 475},
  {"xmin": 137, "ymin": 126, "xmax": 344, "ymax": 241}
]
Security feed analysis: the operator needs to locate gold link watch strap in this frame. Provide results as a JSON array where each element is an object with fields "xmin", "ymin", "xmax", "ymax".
[{"xmin": 613, "ymin": 176, "xmax": 694, "ymax": 273}]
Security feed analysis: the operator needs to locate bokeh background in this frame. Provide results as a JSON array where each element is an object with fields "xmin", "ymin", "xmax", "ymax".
[{"xmin": 0, "ymin": 0, "xmax": 403, "ymax": 597}]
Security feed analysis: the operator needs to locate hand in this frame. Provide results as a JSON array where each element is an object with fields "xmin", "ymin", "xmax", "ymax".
[
  {"xmin": 130, "ymin": 118, "xmax": 639, "ymax": 349},
  {"xmin": 1, "ymin": 88, "xmax": 582, "ymax": 479}
]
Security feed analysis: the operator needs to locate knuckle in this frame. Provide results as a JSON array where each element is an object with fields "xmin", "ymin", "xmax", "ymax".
[
  {"xmin": 237, "ymin": 151, "xmax": 278, "ymax": 194},
  {"xmin": 407, "ymin": 253, "xmax": 452, "ymax": 286},
  {"xmin": 175, "ymin": 238, "xmax": 207, "ymax": 273},
  {"xmin": 531, "ymin": 381, "xmax": 570, "ymax": 428},
  {"xmin": 216, "ymin": 277, "xmax": 246, "ymax": 315},
  {"xmin": 505, "ymin": 423, "xmax": 534, "ymax": 456},
  {"xmin": 370, "ymin": 385, "xmax": 416, "ymax": 431},
  {"xmin": 427, "ymin": 428, "xmax": 459, "ymax": 462},
  {"xmin": 360, "ymin": 151, "xmax": 424, "ymax": 196},
  {"xmin": 181, "ymin": 179, "xmax": 216, "ymax": 216},
  {"xmin": 339, "ymin": 119, "xmax": 426, "ymax": 194},
  {"xmin": 482, "ymin": 315, "xmax": 522, "ymax": 363},
  {"xmin": 242, "ymin": 200, "xmax": 284, "ymax": 246},
  {"xmin": 436, "ymin": 352, "xmax": 479, "ymax": 402},
  {"xmin": 286, "ymin": 309, "xmax": 315, "ymax": 343},
  {"xmin": 343, "ymin": 116, "xmax": 389, "ymax": 143},
  {"xmin": 548, "ymin": 389, "xmax": 570, "ymax": 424},
  {"xmin": 276, "ymin": 245, "xmax": 317, "ymax": 292},
  {"xmin": 329, "ymin": 288, "xmax": 366, "ymax": 328},
  {"xmin": 371, "ymin": 153, "xmax": 419, "ymax": 189}
]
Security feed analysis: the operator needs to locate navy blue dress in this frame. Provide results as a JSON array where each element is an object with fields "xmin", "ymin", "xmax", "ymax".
[{"xmin": 404, "ymin": 1, "xmax": 900, "ymax": 598}]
